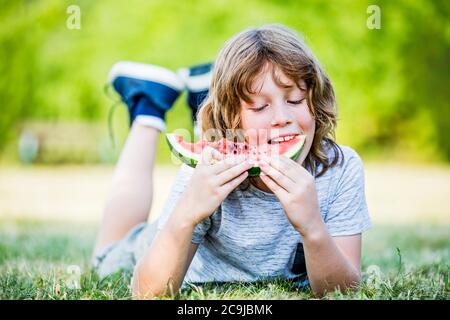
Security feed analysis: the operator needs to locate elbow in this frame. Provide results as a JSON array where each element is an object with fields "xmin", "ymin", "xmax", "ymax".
[
  {"xmin": 131, "ymin": 265, "xmax": 156, "ymax": 299},
  {"xmin": 343, "ymin": 273, "xmax": 362, "ymax": 293},
  {"xmin": 332, "ymin": 267, "xmax": 362, "ymax": 295},
  {"xmin": 311, "ymin": 273, "xmax": 361, "ymax": 298},
  {"xmin": 131, "ymin": 263, "xmax": 179, "ymax": 299},
  {"xmin": 345, "ymin": 269, "xmax": 362, "ymax": 292}
]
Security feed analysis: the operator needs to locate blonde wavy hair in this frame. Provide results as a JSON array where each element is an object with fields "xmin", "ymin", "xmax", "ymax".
[{"xmin": 198, "ymin": 24, "xmax": 343, "ymax": 177}]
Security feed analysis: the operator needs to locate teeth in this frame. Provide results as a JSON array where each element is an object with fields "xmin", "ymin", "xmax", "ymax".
[{"xmin": 270, "ymin": 135, "xmax": 296, "ymax": 143}]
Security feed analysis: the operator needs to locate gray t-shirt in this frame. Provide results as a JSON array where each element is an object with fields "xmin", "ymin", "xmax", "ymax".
[{"xmin": 154, "ymin": 144, "xmax": 371, "ymax": 287}]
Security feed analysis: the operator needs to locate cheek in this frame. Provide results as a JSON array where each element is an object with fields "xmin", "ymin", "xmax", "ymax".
[
  {"xmin": 240, "ymin": 110, "xmax": 249, "ymax": 130},
  {"xmin": 294, "ymin": 106, "xmax": 315, "ymax": 134},
  {"xmin": 240, "ymin": 110, "xmax": 270, "ymax": 131},
  {"xmin": 240, "ymin": 110, "xmax": 274, "ymax": 146},
  {"xmin": 294, "ymin": 107, "xmax": 315, "ymax": 163}
]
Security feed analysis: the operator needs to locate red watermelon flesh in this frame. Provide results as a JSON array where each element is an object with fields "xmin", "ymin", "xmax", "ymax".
[{"xmin": 166, "ymin": 133, "xmax": 306, "ymax": 176}]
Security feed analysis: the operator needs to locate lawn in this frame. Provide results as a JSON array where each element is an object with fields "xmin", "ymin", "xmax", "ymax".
[
  {"xmin": 0, "ymin": 219, "xmax": 448, "ymax": 300},
  {"xmin": 0, "ymin": 163, "xmax": 448, "ymax": 299}
]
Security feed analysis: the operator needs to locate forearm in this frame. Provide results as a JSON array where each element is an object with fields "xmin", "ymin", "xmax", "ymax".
[
  {"xmin": 301, "ymin": 222, "xmax": 361, "ymax": 296},
  {"xmin": 131, "ymin": 206, "xmax": 196, "ymax": 299}
]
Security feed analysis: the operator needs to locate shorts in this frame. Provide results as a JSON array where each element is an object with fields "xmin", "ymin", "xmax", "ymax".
[
  {"xmin": 92, "ymin": 220, "xmax": 159, "ymax": 278},
  {"xmin": 91, "ymin": 220, "xmax": 310, "ymax": 291}
]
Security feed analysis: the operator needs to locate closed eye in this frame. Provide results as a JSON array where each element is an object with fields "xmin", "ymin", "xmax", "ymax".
[
  {"xmin": 287, "ymin": 98, "xmax": 305, "ymax": 105},
  {"xmin": 251, "ymin": 104, "xmax": 269, "ymax": 112},
  {"xmin": 249, "ymin": 99, "xmax": 304, "ymax": 111}
]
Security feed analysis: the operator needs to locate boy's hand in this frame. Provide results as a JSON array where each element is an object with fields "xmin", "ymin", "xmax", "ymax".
[
  {"xmin": 181, "ymin": 147, "xmax": 253, "ymax": 226},
  {"xmin": 259, "ymin": 155, "xmax": 324, "ymax": 237}
]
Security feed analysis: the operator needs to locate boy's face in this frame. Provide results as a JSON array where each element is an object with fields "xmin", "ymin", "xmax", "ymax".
[{"xmin": 239, "ymin": 64, "xmax": 315, "ymax": 165}]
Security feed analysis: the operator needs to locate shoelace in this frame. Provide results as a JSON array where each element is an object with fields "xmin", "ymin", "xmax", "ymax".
[
  {"xmin": 103, "ymin": 83, "xmax": 121, "ymax": 150},
  {"xmin": 104, "ymin": 83, "xmax": 162, "ymax": 150}
]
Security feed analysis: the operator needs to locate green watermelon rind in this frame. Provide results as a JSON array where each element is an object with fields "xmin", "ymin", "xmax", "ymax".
[
  {"xmin": 166, "ymin": 134, "xmax": 199, "ymax": 168},
  {"xmin": 166, "ymin": 133, "xmax": 306, "ymax": 177}
]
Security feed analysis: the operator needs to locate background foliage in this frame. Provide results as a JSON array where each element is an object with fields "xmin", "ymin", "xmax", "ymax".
[{"xmin": 0, "ymin": 0, "xmax": 449, "ymax": 164}]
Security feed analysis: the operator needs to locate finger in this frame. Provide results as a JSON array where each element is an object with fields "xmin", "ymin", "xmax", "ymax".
[
  {"xmin": 198, "ymin": 146, "xmax": 214, "ymax": 165},
  {"xmin": 262, "ymin": 155, "xmax": 297, "ymax": 183},
  {"xmin": 198, "ymin": 146, "xmax": 223, "ymax": 165},
  {"xmin": 216, "ymin": 159, "xmax": 253, "ymax": 185},
  {"xmin": 260, "ymin": 172, "xmax": 288, "ymax": 198},
  {"xmin": 219, "ymin": 170, "xmax": 248, "ymax": 194},
  {"xmin": 212, "ymin": 154, "xmax": 248, "ymax": 174},
  {"xmin": 259, "ymin": 159, "xmax": 295, "ymax": 191},
  {"xmin": 278, "ymin": 155, "xmax": 311, "ymax": 179},
  {"xmin": 211, "ymin": 148, "xmax": 224, "ymax": 161},
  {"xmin": 278, "ymin": 155, "xmax": 298, "ymax": 170}
]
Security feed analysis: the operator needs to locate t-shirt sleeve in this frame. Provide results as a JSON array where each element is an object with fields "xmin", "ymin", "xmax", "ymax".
[
  {"xmin": 325, "ymin": 147, "xmax": 372, "ymax": 236},
  {"xmin": 156, "ymin": 164, "xmax": 211, "ymax": 244}
]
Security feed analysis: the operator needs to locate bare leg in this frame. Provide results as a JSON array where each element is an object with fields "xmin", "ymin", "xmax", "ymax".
[{"xmin": 93, "ymin": 122, "xmax": 159, "ymax": 255}]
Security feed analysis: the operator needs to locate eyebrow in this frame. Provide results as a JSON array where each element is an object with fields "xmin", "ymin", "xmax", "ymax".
[{"xmin": 250, "ymin": 85, "xmax": 305, "ymax": 98}]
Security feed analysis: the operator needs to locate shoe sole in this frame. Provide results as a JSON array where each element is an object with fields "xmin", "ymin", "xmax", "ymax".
[
  {"xmin": 177, "ymin": 66, "xmax": 213, "ymax": 93},
  {"xmin": 108, "ymin": 61, "xmax": 185, "ymax": 92}
]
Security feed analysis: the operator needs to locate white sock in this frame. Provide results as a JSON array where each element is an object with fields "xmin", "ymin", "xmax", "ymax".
[{"xmin": 135, "ymin": 115, "xmax": 166, "ymax": 132}]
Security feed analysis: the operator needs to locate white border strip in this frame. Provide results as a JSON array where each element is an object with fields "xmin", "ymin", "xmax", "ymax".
[
  {"xmin": 108, "ymin": 61, "xmax": 185, "ymax": 91},
  {"xmin": 166, "ymin": 133, "xmax": 200, "ymax": 161},
  {"xmin": 177, "ymin": 68, "xmax": 212, "ymax": 92}
]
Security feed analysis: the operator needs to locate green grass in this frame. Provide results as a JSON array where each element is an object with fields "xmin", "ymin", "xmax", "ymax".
[{"xmin": 0, "ymin": 219, "xmax": 448, "ymax": 300}]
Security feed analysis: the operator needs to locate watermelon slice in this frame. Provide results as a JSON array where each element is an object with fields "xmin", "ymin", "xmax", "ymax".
[{"xmin": 166, "ymin": 133, "xmax": 306, "ymax": 177}]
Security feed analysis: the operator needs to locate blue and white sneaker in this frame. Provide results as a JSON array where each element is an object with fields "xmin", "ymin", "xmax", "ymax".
[
  {"xmin": 177, "ymin": 62, "xmax": 213, "ymax": 135},
  {"xmin": 108, "ymin": 61, "xmax": 185, "ymax": 131}
]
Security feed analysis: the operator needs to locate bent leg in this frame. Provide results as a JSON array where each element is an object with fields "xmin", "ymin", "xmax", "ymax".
[{"xmin": 93, "ymin": 122, "xmax": 159, "ymax": 255}]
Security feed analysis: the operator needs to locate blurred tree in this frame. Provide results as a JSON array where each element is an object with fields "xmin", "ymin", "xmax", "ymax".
[
  {"xmin": 0, "ymin": 0, "xmax": 67, "ymax": 149},
  {"xmin": 0, "ymin": 0, "xmax": 448, "ymax": 163}
]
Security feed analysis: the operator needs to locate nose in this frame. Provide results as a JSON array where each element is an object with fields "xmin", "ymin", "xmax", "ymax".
[{"xmin": 270, "ymin": 102, "xmax": 293, "ymax": 128}]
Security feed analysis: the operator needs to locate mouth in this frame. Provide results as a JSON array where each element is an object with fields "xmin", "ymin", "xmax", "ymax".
[{"xmin": 267, "ymin": 133, "xmax": 300, "ymax": 144}]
